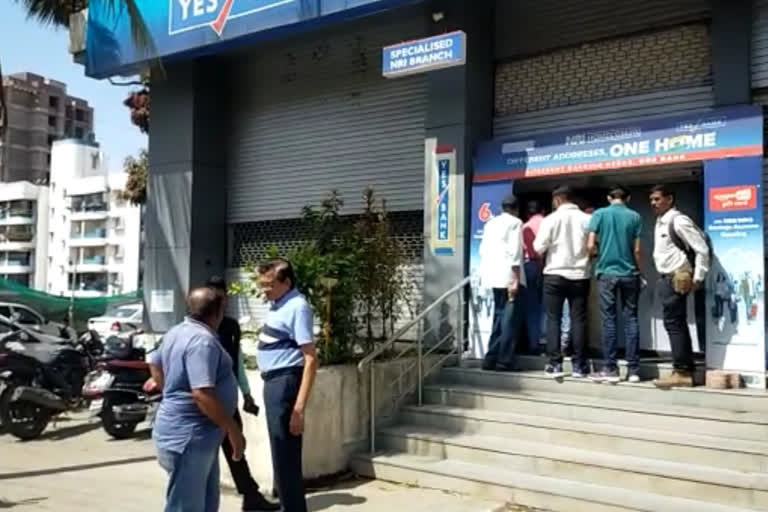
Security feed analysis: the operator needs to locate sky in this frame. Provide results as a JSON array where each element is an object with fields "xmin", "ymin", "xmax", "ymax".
[{"xmin": 0, "ymin": 2, "xmax": 147, "ymax": 173}]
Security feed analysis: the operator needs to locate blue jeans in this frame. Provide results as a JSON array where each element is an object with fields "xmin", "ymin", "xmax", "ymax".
[
  {"xmin": 485, "ymin": 287, "xmax": 524, "ymax": 368},
  {"xmin": 522, "ymin": 261, "xmax": 543, "ymax": 352},
  {"xmin": 156, "ymin": 436, "xmax": 221, "ymax": 512},
  {"xmin": 598, "ymin": 274, "xmax": 640, "ymax": 371}
]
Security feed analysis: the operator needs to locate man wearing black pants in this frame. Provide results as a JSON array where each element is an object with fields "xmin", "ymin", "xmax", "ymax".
[
  {"xmin": 533, "ymin": 186, "xmax": 592, "ymax": 378},
  {"xmin": 649, "ymin": 185, "xmax": 710, "ymax": 388},
  {"xmin": 255, "ymin": 260, "xmax": 318, "ymax": 512},
  {"xmin": 207, "ymin": 276, "xmax": 279, "ymax": 512}
]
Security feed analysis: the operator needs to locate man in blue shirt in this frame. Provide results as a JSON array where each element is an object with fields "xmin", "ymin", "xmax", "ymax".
[
  {"xmin": 587, "ymin": 186, "xmax": 643, "ymax": 384},
  {"xmin": 150, "ymin": 287, "xmax": 244, "ymax": 512},
  {"xmin": 257, "ymin": 259, "xmax": 318, "ymax": 512}
]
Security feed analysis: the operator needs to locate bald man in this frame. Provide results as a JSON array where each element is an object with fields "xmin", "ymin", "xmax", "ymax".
[{"xmin": 151, "ymin": 287, "xmax": 245, "ymax": 512}]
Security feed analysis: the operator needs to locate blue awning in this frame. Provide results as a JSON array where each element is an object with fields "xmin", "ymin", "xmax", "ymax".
[{"xmin": 85, "ymin": 0, "xmax": 423, "ymax": 78}]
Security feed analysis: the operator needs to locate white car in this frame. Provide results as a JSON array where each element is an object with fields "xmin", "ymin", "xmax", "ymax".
[{"xmin": 88, "ymin": 303, "xmax": 144, "ymax": 339}]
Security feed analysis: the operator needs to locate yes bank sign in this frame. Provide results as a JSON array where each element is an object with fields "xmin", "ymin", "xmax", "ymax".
[
  {"xmin": 170, "ymin": 0, "xmax": 294, "ymax": 36},
  {"xmin": 382, "ymin": 31, "xmax": 466, "ymax": 78}
]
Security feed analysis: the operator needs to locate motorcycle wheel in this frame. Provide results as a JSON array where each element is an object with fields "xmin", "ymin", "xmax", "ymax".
[
  {"xmin": 0, "ymin": 387, "xmax": 51, "ymax": 441},
  {"xmin": 101, "ymin": 395, "xmax": 139, "ymax": 439}
]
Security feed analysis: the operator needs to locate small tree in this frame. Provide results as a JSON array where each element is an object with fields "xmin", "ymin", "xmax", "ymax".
[{"xmin": 121, "ymin": 149, "xmax": 148, "ymax": 205}]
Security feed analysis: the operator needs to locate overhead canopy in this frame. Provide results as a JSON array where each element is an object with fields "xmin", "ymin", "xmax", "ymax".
[
  {"xmin": 85, "ymin": 0, "xmax": 423, "ymax": 78},
  {"xmin": 0, "ymin": 278, "xmax": 141, "ymax": 331}
]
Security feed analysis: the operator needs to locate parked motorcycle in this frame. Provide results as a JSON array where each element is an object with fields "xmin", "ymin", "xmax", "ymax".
[
  {"xmin": 82, "ymin": 333, "xmax": 161, "ymax": 439},
  {"xmin": 0, "ymin": 323, "xmax": 103, "ymax": 440}
]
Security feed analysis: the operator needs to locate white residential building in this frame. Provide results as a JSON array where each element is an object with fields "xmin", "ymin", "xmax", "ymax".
[
  {"xmin": 47, "ymin": 139, "xmax": 141, "ymax": 298},
  {"xmin": 0, "ymin": 181, "xmax": 49, "ymax": 289}
]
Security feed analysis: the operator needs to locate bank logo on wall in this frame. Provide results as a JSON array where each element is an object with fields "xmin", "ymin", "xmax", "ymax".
[{"xmin": 169, "ymin": 0, "xmax": 295, "ymax": 36}]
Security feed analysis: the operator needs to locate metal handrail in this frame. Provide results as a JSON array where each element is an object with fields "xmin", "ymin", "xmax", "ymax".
[
  {"xmin": 357, "ymin": 276, "xmax": 470, "ymax": 372},
  {"xmin": 358, "ymin": 275, "xmax": 471, "ymax": 454}
]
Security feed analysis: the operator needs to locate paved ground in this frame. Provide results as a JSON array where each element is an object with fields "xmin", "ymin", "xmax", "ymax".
[{"xmin": 0, "ymin": 413, "xmax": 519, "ymax": 512}]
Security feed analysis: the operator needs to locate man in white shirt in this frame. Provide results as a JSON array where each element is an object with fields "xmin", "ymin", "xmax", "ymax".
[
  {"xmin": 479, "ymin": 195, "xmax": 527, "ymax": 371},
  {"xmin": 650, "ymin": 184, "xmax": 710, "ymax": 388},
  {"xmin": 533, "ymin": 186, "xmax": 591, "ymax": 378}
]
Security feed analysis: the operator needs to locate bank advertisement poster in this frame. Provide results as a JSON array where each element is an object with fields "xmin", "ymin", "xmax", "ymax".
[
  {"xmin": 474, "ymin": 105, "xmax": 763, "ymax": 183},
  {"xmin": 468, "ymin": 180, "xmax": 514, "ymax": 359},
  {"xmin": 704, "ymin": 157, "xmax": 766, "ymax": 387}
]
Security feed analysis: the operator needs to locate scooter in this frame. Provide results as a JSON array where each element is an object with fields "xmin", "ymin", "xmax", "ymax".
[{"xmin": 82, "ymin": 333, "xmax": 161, "ymax": 439}]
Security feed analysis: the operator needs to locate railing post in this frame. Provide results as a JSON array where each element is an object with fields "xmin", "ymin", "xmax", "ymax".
[
  {"xmin": 369, "ymin": 364, "xmax": 376, "ymax": 454},
  {"xmin": 456, "ymin": 287, "xmax": 465, "ymax": 368},
  {"xmin": 417, "ymin": 317, "xmax": 423, "ymax": 406}
]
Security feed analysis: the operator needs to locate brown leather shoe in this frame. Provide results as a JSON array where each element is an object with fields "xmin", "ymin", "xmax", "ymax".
[{"xmin": 653, "ymin": 370, "xmax": 694, "ymax": 389}]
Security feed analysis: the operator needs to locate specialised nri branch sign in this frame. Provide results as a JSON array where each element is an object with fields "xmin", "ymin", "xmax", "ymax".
[
  {"xmin": 85, "ymin": 0, "xmax": 422, "ymax": 78},
  {"xmin": 382, "ymin": 31, "xmax": 466, "ymax": 78}
]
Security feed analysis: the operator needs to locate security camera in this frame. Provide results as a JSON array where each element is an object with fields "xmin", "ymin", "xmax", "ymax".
[{"xmin": 432, "ymin": 11, "xmax": 445, "ymax": 23}]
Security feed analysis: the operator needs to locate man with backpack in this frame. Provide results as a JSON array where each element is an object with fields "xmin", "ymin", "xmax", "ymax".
[{"xmin": 649, "ymin": 184, "xmax": 710, "ymax": 388}]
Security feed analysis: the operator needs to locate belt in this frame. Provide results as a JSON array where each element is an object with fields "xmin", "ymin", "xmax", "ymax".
[{"xmin": 261, "ymin": 366, "xmax": 304, "ymax": 381}]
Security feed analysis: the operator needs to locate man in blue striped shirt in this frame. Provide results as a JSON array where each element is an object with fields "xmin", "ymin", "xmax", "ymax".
[{"xmin": 256, "ymin": 259, "xmax": 318, "ymax": 512}]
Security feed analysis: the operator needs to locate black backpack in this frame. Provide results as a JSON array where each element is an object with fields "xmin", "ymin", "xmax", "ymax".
[{"xmin": 668, "ymin": 212, "xmax": 713, "ymax": 274}]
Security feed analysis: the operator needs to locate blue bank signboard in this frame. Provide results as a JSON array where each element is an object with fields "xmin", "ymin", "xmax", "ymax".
[
  {"xmin": 382, "ymin": 31, "xmax": 466, "ymax": 78},
  {"xmin": 86, "ymin": 0, "xmax": 420, "ymax": 78}
]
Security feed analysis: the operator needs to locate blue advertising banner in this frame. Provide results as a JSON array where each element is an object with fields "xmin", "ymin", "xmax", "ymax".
[
  {"xmin": 431, "ymin": 145, "xmax": 456, "ymax": 256},
  {"xmin": 474, "ymin": 105, "xmax": 763, "ymax": 183},
  {"xmin": 704, "ymin": 157, "xmax": 766, "ymax": 387},
  {"xmin": 382, "ymin": 31, "xmax": 466, "ymax": 78},
  {"xmin": 467, "ymin": 181, "xmax": 514, "ymax": 358},
  {"xmin": 85, "ymin": 0, "xmax": 421, "ymax": 78}
]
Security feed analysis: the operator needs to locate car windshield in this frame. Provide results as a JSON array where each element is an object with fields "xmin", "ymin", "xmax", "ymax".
[{"xmin": 107, "ymin": 306, "xmax": 141, "ymax": 319}]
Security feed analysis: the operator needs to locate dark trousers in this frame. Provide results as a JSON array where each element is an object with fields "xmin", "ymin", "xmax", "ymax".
[
  {"xmin": 263, "ymin": 368, "xmax": 306, "ymax": 512},
  {"xmin": 522, "ymin": 261, "xmax": 543, "ymax": 352},
  {"xmin": 544, "ymin": 275, "xmax": 589, "ymax": 370},
  {"xmin": 658, "ymin": 276, "xmax": 695, "ymax": 372},
  {"xmin": 597, "ymin": 275, "xmax": 640, "ymax": 371},
  {"xmin": 484, "ymin": 287, "xmax": 524, "ymax": 368},
  {"xmin": 221, "ymin": 410, "xmax": 260, "ymax": 496}
]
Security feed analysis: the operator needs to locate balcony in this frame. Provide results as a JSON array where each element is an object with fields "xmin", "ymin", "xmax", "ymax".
[
  {"xmin": 0, "ymin": 227, "xmax": 34, "ymax": 244},
  {"xmin": 70, "ymin": 228, "xmax": 108, "ymax": 247},
  {"xmin": 70, "ymin": 198, "xmax": 109, "ymax": 220},
  {"xmin": 0, "ymin": 204, "xmax": 35, "ymax": 225}
]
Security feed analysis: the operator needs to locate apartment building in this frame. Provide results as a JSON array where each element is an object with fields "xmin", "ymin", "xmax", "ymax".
[
  {"xmin": 46, "ymin": 139, "xmax": 141, "ymax": 298},
  {"xmin": 0, "ymin": 72, "xmax": 94, "ymax": 183},
  {"xmin": 0, "ymin": 182, "xmax": 49, "ymax": 289}
]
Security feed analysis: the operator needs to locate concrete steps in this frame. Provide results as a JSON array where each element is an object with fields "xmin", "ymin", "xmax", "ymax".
[{"xmin": 353, "ymin": 366, "xmax": 768, "ymax": 511}]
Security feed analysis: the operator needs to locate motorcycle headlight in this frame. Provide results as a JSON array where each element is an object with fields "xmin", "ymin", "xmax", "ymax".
[{"xmin": 82, "ymin": 371, "xmax": 114, "ymax": 395}]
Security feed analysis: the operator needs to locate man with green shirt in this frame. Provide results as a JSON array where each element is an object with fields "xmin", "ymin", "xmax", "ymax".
[{"xmin": 587, "ymin": 186, "xmax": 643, "ymax": 384}]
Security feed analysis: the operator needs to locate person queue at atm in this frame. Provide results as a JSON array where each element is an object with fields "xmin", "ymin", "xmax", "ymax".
[{"xmin": 479, "ymin": 183, "xmax": 711, "ymax": 389}]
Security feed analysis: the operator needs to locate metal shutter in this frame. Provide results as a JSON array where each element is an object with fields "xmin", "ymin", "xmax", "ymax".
[
  {"xmin": 753, "ymin": 0, "xmax": 768, "ymax": 89},
  {"xmin": 496, "ymin": 0, "xmax": 710, "ymax": 60},
  {"xmin": 494, "ymin": 86, "xmax": 715, "ymax": 139},
  {"xmin": 227, "ymin": 14, "xmax": 428, "ymax": 223}
]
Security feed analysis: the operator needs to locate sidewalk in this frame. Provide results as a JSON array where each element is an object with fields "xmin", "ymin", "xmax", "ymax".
[{"xmin": 0, "ymin": 414, "xmax": 520, "ymax": 512}]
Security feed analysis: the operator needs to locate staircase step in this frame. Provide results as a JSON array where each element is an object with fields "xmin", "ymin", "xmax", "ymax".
[
  {"xmin": 352, "ymin": 452, "xmax": 758, "ymax": 512},
  {"xmin": 399, "ymin": 404, "xmax": 768, "ymax": 472},
  {"xmin": 438, "ymin": 367, "xmax": 768, "ymax": 413},
  {"xmin": 377, "ymin": 425, "xmax": 768, "ymax": 509},
  {"xmin": 423, "ymin": 384, "xmax": 768, "ymax": 440}
]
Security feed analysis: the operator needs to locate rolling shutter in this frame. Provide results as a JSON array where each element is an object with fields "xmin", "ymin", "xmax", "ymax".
[
  {"xmin": 753, "ymin": 0, "xmax": 768, "ymax": 89},
  {"xmin": 227, "ymin": 13, "xmax": 428, "ymax": 223}
]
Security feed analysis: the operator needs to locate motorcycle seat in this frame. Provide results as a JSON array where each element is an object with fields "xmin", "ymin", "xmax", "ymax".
[{"xmin": 106, "ymin": 360, "xmax": 149, "ymax": 371}]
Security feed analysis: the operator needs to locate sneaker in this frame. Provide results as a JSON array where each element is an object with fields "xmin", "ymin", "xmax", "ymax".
[
  {"xmin": 627, "ymin": 370, "xmax": 641, "ymax": 383},
  {"xmin": 545, "ymin": 363, "xmax": 564, "ymax": 378},
  {"xmin": 591, "ymin": 369, "xmax": 620, "ymax": 384},
  {"xmin": 571, "ymin": 368, "xmax": 588, "ymax": 379},
  {"xmin": 243, "ymin": 491, "xmax": 280, "ymax": 511}
]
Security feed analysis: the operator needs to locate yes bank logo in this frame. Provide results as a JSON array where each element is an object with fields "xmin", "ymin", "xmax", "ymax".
[{"xmin": 169, "ymin": 0, "xmax": 296, "ymax": 37}]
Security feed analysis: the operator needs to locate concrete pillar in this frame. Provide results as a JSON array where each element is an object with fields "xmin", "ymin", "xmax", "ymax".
[
  {"xmin": 711, "ymin": 0, "xmax": 752, "ymax": 105},
  {"xmin": 422, "ymin": 0, "xmax": 494, "ymax": 343},
  {"xmin": 143, "ymin": 58, "xmax": 229, "ymax": 331}
]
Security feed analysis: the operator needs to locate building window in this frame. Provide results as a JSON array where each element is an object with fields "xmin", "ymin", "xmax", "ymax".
[
  {"xmin": 48, "ymin": 135, "xmax": 56, "ymax": 147},
  {"xmin": 49, "ymin": 96, "xmax": 59, "ymax": 109},
  {"xmin": 65, "ymin": 106, "xmax": 73, "ymax": 118},
  {"xmin": 64, "ymin": 120, "xmax": 73, "ymax": 136},
  {"xmin": 75, "ymin": 127, "xmax": 84, "ymax": 139},
  {"xmin": 75, "ymin": 109, "xmax": 85, "ymax": 122},
  {"xmin": 47, "ymin": 115, "xmax": 56, "ymax": 127},
  {"xmin": 91, "ymin": 152, "xmax": 99, "ymax": 169}
]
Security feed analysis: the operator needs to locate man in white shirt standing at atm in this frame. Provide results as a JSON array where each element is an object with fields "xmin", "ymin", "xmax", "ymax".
[{"xmin": 479, "ymin": 194, "xmax": 527, "ymax": 372}]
